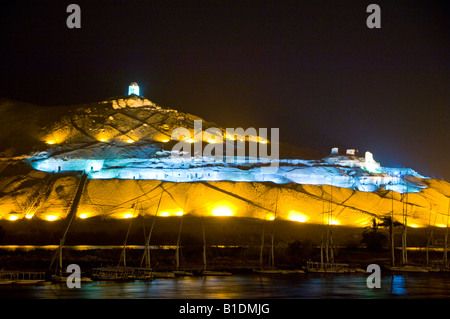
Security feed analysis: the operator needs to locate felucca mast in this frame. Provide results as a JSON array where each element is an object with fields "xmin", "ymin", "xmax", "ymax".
[
  {"xmin": 320, "ymin": 198, "xmax": 324, "ymax": 268},
  {"xmin": 329, "ymin": 183, "xmax": 334, "ymax": 264},
  {"xmin": 202, "ymin": 222, "xmax": 207, "ymax": 272},
  {"xmin": 141, "ymin": 191, "xmax": 163, "ymax": 269},
  {"xmin": 391, "ymin": 190, "xmax": 395, "ymax": 266},
  {"xmin": 426, "ymin": 203, "xmax": 436, "ymax": 267},
  {"xmin": 259, "ymin": 219, "xmax": 265, "ymax": 270},
  {"xmin": 401, "ymin": 188, "xmax": 408, "ymax": 265},
  {"xmin": 119, "ymin": 203, "xmax": 138, "ymax": 267},
  {"xmin": 175, "ymin": 197, "xmax": 188, "ymax": 271},
  {"xmin": 444, "ymin": 199, "xmax": 449, "ymax": 268},
  {"xmin": 50, "ymin": 172, "xmax": 88, "ymax": 274},
  {"xmin": 269, "ymin": 190, "xmax": 278, "ymax": 269},
  {"xmin": 175, "ymin": 211, "xmax": 184, "ymax": 271}
]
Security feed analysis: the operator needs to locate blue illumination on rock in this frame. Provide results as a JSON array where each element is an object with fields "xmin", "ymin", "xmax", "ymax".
[
  {"xmin": 26, "ymin": 94, "xmax": 429, "ymax": 196},
  {"xmin": 29, "ymin": 154, "xmax": 427, "ymax": 194}
]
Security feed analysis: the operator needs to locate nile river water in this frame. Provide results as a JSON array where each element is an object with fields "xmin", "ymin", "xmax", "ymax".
[
  {"xmin": 1, "ymin": 273, "xmax": 450, "ymax": 299},
  {"xmin": 1, "ymin": 245, "xmax": 449, "ymax": 299}
]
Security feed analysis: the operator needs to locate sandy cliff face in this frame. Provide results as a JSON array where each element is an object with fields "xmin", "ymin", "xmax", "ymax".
[
  {"xmin": 0, "ymin": 98, "xmax": 448, "ymax": 228},
  {"xmin": 1, "ymin": 166, "xmax": 448, "ymax": 229}
]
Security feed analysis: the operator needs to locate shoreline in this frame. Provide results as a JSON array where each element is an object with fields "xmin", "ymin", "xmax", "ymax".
[
  {"xmin": 1, "ymin": 217, "xmax": 447, "ymax": 273},
  {"xmin": 0, "ymin": 245, "xmax": 447, "ymax": 273}
]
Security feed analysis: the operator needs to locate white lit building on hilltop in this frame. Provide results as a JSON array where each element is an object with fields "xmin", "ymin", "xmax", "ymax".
[{"xmin": 128, "ymin": 82, "xmax": 140, "ymax": 96}]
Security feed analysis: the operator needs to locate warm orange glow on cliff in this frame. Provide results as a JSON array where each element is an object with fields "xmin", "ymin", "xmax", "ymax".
[
  {"xmin": 43, "ymin": 126, "xmax": 71, "ymax": 145},
  {"xmin": 159, "ymin": 210, "xmax": 184, "ymax": 217},
  {"xmin": 211, "ymin": 204, "xmax": 234, "ymax": 217},
  {"xmin": 330, "ymin": 219, "xmax": 340, "ymax": 225},
  {"xmin": 287, "ymin": 211, "xmax": 309, "ymax": 223},
  {"xmin": 79, "ymin": 213, "xmax": 90, "ymax": 219}
]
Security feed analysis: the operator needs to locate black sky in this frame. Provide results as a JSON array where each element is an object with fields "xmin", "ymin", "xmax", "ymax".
[{"xmin": 2, "ymin": 0, "xmax": 449, "ymax": 180}]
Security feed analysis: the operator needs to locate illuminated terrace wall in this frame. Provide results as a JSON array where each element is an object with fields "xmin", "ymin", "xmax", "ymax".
[{"xmin": 2, "ymin": 177, "xmax": 449, "ymax": 229}]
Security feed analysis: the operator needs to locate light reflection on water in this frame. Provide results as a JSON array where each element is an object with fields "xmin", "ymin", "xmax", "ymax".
[
  {"xmin": 1, "ymin": 274, "xmax": 450, "ymax": 299},
  {"xmin": 0, "ymin": 245, "xmax": 177, "ymax": 251},
  {"xmin": 391, "ymin": 275, "xmax": 406, "ymax": 296}
]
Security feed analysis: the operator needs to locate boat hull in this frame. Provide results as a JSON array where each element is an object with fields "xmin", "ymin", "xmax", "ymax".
[
  {"xmin": 385, "ymin": 265, "xmax": 429, "ymax": 273},
  {"xmin": 280, "ymin": 270, "xmax": 305, "ymax": 274},
  {"xmin": 201, "ymin": 271, "xmax": 232, "ymax": 276},
  {"xmin": 151, "ymin": 272, "xmax": 175, "ymax": 278},
  {"xmin": 52, "ymin": 275, "xmax": 93, "ymax": 282},
  {"xmin": 172, "ymin": 270, "xmax": 194, "ymax": 276}
]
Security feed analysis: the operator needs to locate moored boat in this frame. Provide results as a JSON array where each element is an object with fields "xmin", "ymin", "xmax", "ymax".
[
  {"xmin": 253, "ymin": 269, "xmax": 284, "ymax": 274},
  {"xmin": 172, "ymin": 270, "xmax": 194, "ymax": 276},
  {"xmin": 280, "ymin": 269, "xmax": 306, "ymax": 274},
  {"xmin": 1, "ymin": 270, "xmax": 47, "ymax": 285},
  {"xmin": 200, "ymin": 270, "xmax": 232, "ymax": 276},
  {"xmin": 151, "ymin": 271, "xmax": 175, "ymax": 278},
  {"xmin": 200, "ymin": 222, "xmax": 232, "ymax": 276},
  {"xmin": 52, "ymin": 272, "xmax": 93, "ymax": 283},
  {"xmin": 305, "ymin": 261, "xmax": 350, "ymax": 273},
  {"xmin": 385, "ymin": 265, "xmax": 429, "ymax": 273},
  {"xmin": 91, "ymin": 266, "xmax": 135, "ymax": 281}
]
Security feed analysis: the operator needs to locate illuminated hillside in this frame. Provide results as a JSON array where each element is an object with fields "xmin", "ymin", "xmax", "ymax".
[{"xmin": 0, "ymin": 96, "xmax": 449, "ymax": 229}]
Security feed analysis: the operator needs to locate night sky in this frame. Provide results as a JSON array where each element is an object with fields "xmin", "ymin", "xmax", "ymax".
[{"xmin": 2, "ymin": 0, "xmax": 449, "ymax": 180}]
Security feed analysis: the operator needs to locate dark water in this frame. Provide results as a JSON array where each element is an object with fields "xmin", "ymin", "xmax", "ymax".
[{"xmin": 1, "ymin": 273, "xmax": 450, "ymax": 299}]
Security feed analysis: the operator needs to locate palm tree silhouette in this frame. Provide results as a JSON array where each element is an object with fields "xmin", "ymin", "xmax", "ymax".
[{"xmin": 378, "ymin": 216, "xmax": 403, "ymax": 265}]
